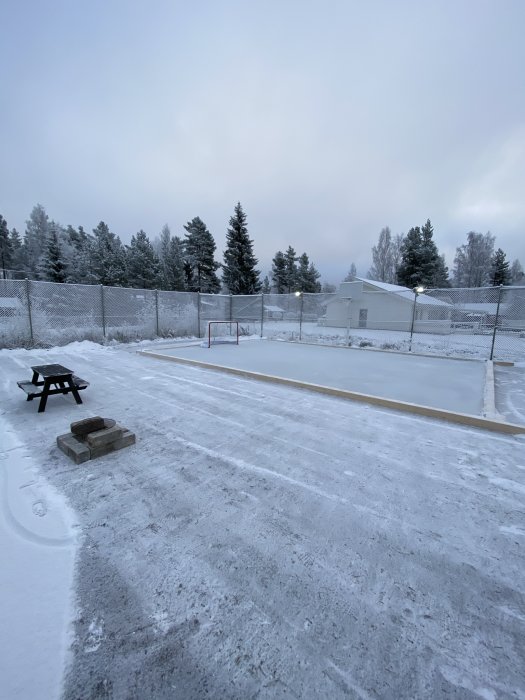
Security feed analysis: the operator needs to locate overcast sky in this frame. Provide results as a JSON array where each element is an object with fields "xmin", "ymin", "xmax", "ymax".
[{"xmin": 1, "ymin": 0, "xmax": 524, "ymax": 283}]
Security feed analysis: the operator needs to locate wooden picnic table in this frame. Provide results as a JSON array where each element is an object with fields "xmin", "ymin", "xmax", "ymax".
[{"xmin": 17, "ymin": 363, "xmax": 89, "ymax": 413}]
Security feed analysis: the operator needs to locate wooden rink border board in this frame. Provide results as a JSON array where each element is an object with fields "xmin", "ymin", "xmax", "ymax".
[{"xmin": 138, "ymin": 350, "xmax": 525, "ymax": 436}]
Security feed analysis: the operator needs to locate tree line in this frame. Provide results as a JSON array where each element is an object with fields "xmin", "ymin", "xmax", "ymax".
[
  {"xmin": 365, "ymin": 221, "xmax": 524, "ymax": 289},
  {"xmin": 0, "ymin": 202, "xmax": 322, "ymax": 294}
]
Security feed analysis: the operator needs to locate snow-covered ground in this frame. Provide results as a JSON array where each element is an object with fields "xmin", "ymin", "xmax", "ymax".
[
  {"xmin": 261, "ymin": 321, "xmax": 525, "ymax": 363},
  {"xmin": 0, "ymin": 411, "xmax": 77, "ymax": 699},
  {"xmin": 1, "ymin": 340, "xmax": 525, "ymax": 699}
]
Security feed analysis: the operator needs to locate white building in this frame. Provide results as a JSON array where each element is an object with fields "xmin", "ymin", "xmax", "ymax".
[{"xmin": 322, "ymin": 278, "xmax": 451, "ymax": 333}]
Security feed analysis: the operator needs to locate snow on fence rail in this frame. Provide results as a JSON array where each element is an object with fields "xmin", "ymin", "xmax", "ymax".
[{"xmin": 1, "ymin": 279, "xmax": 524, "ymax": 361}]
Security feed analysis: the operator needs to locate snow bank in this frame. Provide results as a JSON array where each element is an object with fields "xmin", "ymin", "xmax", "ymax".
[{"xmin": 0, "ymin": 415, "xmax": 78, "ymax": 700}]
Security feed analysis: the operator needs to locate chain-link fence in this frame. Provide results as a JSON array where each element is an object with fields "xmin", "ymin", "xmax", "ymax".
[{"xmin": 1, "ymin": 279, "xmax": 524, "ymax": 361}]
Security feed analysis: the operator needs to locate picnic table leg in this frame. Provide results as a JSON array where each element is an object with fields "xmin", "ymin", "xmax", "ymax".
[
  {"xmin": 66, "ymin": 378, "xmax": 83, "ymax": 405},
  {"xmin": 38, "ymin": 379, "xmax": 52, "ymax": 413}
]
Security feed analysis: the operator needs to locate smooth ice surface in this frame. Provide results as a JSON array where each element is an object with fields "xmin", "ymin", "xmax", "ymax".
[
  {"xmin": 1, "ymin": 340, "xmax": 524, "ymax": 699},
  {"xmin": 495, "ymin": 362, "xmax": 525, "ymax": 426},
  {"xmin": 154, "ymin": 339, "xmax": 486, "ymax": 414}
]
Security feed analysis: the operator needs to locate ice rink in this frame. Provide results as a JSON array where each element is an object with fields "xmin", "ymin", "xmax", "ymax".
[
  {"xmin": 146, "ymin": 339, "xmax": 486, "ymax": 415},
  {"xmin": 2, "ymin": 340, "xmax": 524, "ymax": 698}
]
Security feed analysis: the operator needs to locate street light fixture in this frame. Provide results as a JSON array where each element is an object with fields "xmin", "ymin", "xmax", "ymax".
[{"xmin": 409, "ymin": 285, "xmax": 426, "ymax": 352}]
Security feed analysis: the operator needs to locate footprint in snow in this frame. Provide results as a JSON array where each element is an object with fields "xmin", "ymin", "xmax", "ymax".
[
  {"xmin": 32, "ymin": 500, "xmax": 47, "ymax": 517},
  {"xmin": 84, "ymin": 618, "xmax": 104, "ymax": 653}
]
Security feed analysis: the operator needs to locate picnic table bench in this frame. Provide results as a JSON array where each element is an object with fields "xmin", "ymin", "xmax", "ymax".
[{"xmin": 17, "ymin": 364, "xmax": 89, "ymax": 413}]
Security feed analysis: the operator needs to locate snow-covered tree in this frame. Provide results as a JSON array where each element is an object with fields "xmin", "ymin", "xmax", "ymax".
[
  {"xmin": 222, "ymin": 203, "xmax": 260, "ymax": 294},
  {"xmin": 261, "ymin": 275, "xmax": 271, "ymax": 293},
  {"xmin": 419, "ymin": 219, "xmax": 449, "ymax": 287},
  {"xmin": 391, "ymin": 233, "xmax": 404, "ymax": 281},
  {"xmin": 24, "ymin": 204, "xmax": 49, "ymax": 275},
  {"xmin": 0, "ymin": 214, "xmax": 12, "ymax": 277},
  {"xmin": 271, "ymin": 251, "xmax": 287, "ymax": 293},
  {"xmin": 65, "ymin": 225, "xmax": 96, "ymax": 284},
  {"xmin": 397, "ymin": 227, "xmax": 423, "ymax": 287},
  {"xmin": 92, "ymin": 221, "xmax": 128, "ymax": 286},
  {"xmin": 38, "ymin": 224, "xmax": 68, "ymax": 282},
  {"xmin": 368, "ymin": 227, "xmax": 394, "ymax": 282},
  {"xmin": 397, "ymin": 220, "xmax": 447, "ymax": 288},
  {"xmin": 368, "ymin": 228, "xmax": 405, "ymax": 283},
  {"xmin": 344, "ymin": 263, "xmax": 357, "ymax": 281},
  {"xmin": 9, "ymin": 228, "xmax": 24, "ymax": 272},
  {"xmin": 510, "ymin": 259, "xmax": 524, "ymax": 286},
  {"xmin": 296, "ymin": 253, "xmax": 321, "ymax": 292},
  {"xmin": 322, "ymin": 282, "xmax": 337, "ymax": 293},
  {"xmin": 169, "ymin": 236, "xmax": 186, "ymax": 291},
  {"xmin": 453, "ymin": 232, "xmax": 495, "ymax": 287},
  {"xmin": 283, "ymin": 246, "xmax": 298, "ymax": 292},
  {"xmin": 490, "ymin": 248, "xmax": 511, "ymax": 286},
  {"xmin": 127, "ymin": 230, "xmax": 160, "ymax": 289},
  {"xmin": 157, "ymin": 225, "xmax": 185, "ymax": 291},
  {"xmin": 183, "ymin": 217, "xmax": 221, "ymax": 293}
]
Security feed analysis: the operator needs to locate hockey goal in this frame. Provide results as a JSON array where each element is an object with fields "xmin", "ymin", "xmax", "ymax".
[{"xmin": 207, "ymin": 321, "xmax": 240, "ymax": 348}]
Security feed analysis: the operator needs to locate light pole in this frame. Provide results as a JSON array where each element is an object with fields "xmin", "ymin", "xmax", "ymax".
[
  {"xmin": 341, "ymin": 296, "xmax": 352, "ymax": 345},
  {"xmin": 409, "ymin": 285, "xmax": 425, "ymax": 352},
  {"xmin": 295, "ymin": 290, "xmax": 303, "ymax": 340}
]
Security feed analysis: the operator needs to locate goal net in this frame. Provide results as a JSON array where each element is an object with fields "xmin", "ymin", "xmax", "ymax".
[{"xmin": 207, "ymin": 321, "xmax": 240, "ymax": 348}]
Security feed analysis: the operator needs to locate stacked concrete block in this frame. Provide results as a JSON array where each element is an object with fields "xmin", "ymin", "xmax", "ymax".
[{"xmin": 57, "ymin": 416, "xmax": 136, "ymax": 464}]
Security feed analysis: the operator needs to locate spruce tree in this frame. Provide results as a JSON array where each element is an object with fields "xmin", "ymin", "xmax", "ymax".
[
  {"xmin": 65, "ymin": 225, "xmax": 96, "ymax": 283},
  {"xmin": 419, "ymin": 219, "xmax": 449, "ymax": 287},
  {"xmin": 222, "ymin": 203, "xmax": 260, "ymax": 294},
  {"xmin": 397, "ymin": 227, "xmax": 423, "ymax": 287},
  {"xmin": 127, "ymin": 230, "xmax": 160, "ymax": 289},
  {"xmin": 490, "ymin": 248, "xmax": 511, "ymax": 286},
  {"xmin": 169, "ymin": 236, "xmax": 186, "ymax": 291},
  {"xmin": 297, "ymin": 253, "xmax": 321, "ymax": 292},
  {"xmin": 344, "ymin": 263, "xmax": 357, "ymax": 281},
  {"xmin": 261, "ymin": 275, "xmax": 271, "ymax": 294},
  {"xmin": 158, "ymin": 225, "xmax": 186, "ymax": 291},
  {"xmin": 397, "ymin": 220, "xmax": 447, "ymax": 288},
  {"xmin": 9, "ymin": 228, "xmax": 24, "ymax": 272},
  {"xmin": 158, "ymin": 225, "xmax": 173, "ymax": 289},
  {"xmin": 0, "ymin": 214, "xmax": 12, "ymax": 277},
  {"xmin": 183, "ymin": 217, "xmax": 221, "ymax": 293},
  {"xmin": 283, "ymin": 246, "xmax": 298, "ymax": 292},
  {"xmin": 92, "ymin": 221, "xmax": 128, "ymax": 286},
  {"xmin": 39, "ymin": 226, "xmax": 67, "ymax": 282},
  {"xmin": 271, "ymin": 251, "xmax": 287, "ymax": 293}
]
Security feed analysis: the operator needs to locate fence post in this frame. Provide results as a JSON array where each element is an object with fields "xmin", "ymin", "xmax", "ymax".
[
  {"xmin": 155, "ymin": 289, "xmax": 159, "ymax": 336},
  {"xmin": 197, "ymin": 292, "xmax": 201, "ymax": 338},
  {"xmin": 260, "ymin": 293, "xmax": 264, "ymax": 337},
  {"xmin": 100, "ymin": 285, "xmax": 106, "ymax": 337},
  {"xmin": 229, "ymin": 293, "xmax": 233, "ymax": 322},
  {"xmin": 490, "ymin": 284, "xmax": 503, "ymax": 361},
  {"xmin": 25, "ymin": 278, "xmax": 34, "ymax": 343}
]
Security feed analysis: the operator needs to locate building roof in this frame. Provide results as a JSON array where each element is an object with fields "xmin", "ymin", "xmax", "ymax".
[
  {"xmin": 0, "ymin": 298, "xmax": 22, "ymax": 308},
  {"xmin": 356, "ymin": 278, "xmax": 450, "ymax": 306},
  {"xmin": 264, "ymin": 305, "xmax": 285, "ymax": 313},
  {"xmin": 459, "ymin": 303, "xmax": 503, "ymax": 314}
]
